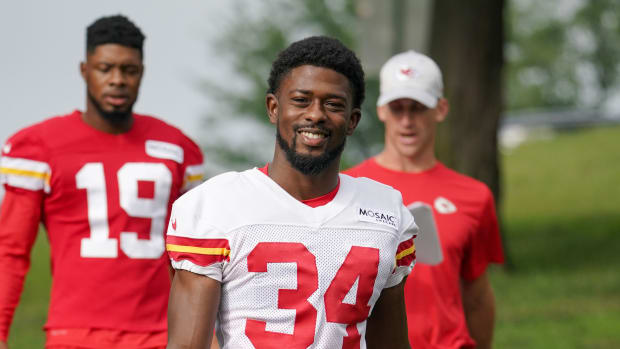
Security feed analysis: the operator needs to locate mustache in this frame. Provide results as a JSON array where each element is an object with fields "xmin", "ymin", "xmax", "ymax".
[{"xmin": 293, "ymin": 123, "xmax": 331, "ymax": 135}]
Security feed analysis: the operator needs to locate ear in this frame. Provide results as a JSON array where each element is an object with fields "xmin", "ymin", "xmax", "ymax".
[
  {"xmin": 80, "ymin": 61, "xmax": 87, "ymax": 82},
  {"xmin": 265, "ymin": 93, "xmax": 278, "ymax": 124},
  {"xmin": 346, "ymin": 108, "xmax": 362, "ymax": 136},
  {"xmin": 376, "ymin": 105, "xmax": 388, "ymax": 122},
  {"xmin": 435, "ymin": 98, "xmax": 449, "ymax": 123}
]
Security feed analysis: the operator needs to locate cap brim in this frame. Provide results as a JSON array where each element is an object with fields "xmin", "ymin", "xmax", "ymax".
[{"xmin": 377, "ymin": 89, "xmax": 438, "ymax": 108}]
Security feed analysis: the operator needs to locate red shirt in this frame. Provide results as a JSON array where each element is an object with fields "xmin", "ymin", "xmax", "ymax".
[
  {"xmin": 0, "ymin": 110, "xmax": 204, "ymax": 345},
  {"xmin": 345, "ymin": 158, "xmax": 503, "ymax": 349}
]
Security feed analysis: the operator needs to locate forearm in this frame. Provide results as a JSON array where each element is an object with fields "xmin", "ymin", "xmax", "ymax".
[
  {"xmin": 168, "ymin": 270, "xmax": 221, "ymax": 349},
  {"xmin": 463, "ymin": 273, "xmax": 496, "ymax": 349},
  {"xmin": 366, "ymin": 279, "xmax": 410, "ymax": 349}
]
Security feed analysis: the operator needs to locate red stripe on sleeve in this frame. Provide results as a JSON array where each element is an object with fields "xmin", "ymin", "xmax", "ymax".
[
  {"xmin": 395, "ymin": 236, "xmax": 416, "ymax": 268},
  {"xmin": 166, "ymin": 235, "xmax": 230, "ymax": 249},
  {"xmin": 396, "ymin": 236, "xmax": 414, "ymax": 255},
  {"xmin": 396, "ymin": 251, "xmax": 416, "ymax": 268},
  {"xmin": 166, "ymin": 235, "xmax": 230, "ymax": 267}
]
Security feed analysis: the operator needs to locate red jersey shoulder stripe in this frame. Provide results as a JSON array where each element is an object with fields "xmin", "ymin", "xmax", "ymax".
[
  {"xmin": 395, "ymin": 236, "xmax": 416, "ymax": 267},
  {"xmin": 166, "ymin": 235, "xmax": 230, "ymax": 266}
]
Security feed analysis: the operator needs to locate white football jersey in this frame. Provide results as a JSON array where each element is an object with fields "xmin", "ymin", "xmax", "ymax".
[{"xmin": 167, "ymin": 168, "xmax": 418, "ymax": 349}]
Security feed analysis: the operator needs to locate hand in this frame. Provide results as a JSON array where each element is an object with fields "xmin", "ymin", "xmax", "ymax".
[{"xmin": 0, "ymin": 340, "xmax": 9, "ymax": 349}]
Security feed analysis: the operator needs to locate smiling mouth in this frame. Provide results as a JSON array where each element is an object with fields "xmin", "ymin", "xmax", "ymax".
[
  {"xmin": 296, "ymin": 128, "xmax": 330, "ymax": 147},
  {"xmin": 300, "ymin": 131, "xmax": 326, "ymax": 139}
]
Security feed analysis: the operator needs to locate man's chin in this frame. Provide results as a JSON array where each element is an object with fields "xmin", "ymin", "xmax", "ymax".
[{"xmin": 100, "ymin": 109, "xmax": 132, "ymax": 123}]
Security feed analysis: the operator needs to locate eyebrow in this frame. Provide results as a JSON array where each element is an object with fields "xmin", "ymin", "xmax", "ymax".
[{"xmin": 290, "ymin": 89, "xmax": 348, "ymax": 100}]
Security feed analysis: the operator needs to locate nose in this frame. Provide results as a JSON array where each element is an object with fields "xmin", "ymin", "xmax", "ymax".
[
  {"xmin": 109, "ymin": 68, "xmax": 126, "ymax": 86},
  {"xmin": 304, "ymin": 99, "xmax": 327, "ymax": 123},
  {"xmin": 399, "ymin": 111, "xmax": 415, "ymax": 127}
]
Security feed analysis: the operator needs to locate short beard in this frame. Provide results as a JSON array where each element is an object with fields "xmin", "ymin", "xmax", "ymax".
[
  {"xmin": 88, "ymin": 91, "xmax": 133, "ymax": 124},
  {"xmin": 276, "ymin": 125, "xmax": 345, "ymax": 176}
]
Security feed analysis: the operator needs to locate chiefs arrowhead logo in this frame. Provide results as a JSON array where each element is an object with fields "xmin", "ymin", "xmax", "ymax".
[
  {"xmin": 397, "ymin": 66, "xmax": 417, "ymax": 80},
  {"xmin": 171, "ymin": 218, "xmax": 177, "ymax": 230}
]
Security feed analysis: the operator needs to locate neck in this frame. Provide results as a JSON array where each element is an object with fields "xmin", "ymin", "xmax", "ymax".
[
  {"xmin": 82, "ymin": 100, "xmax": 134, "ymax": 134},
  {"xmin": 268, "ymin": 148, "xmax": 341, "ymax": 201},
  {"xmin": 375, "ymin": 146, "xmax": 437, "ymax": 173}
]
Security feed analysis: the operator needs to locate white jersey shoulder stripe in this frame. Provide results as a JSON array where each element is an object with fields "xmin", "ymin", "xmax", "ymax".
[
  {"xmin": 0, "ymin": 156, "xmax": 51, "ymax": 193},
  {"xmin": 182, "ymin": 163, "xmax": 205, "ymax": 192}
]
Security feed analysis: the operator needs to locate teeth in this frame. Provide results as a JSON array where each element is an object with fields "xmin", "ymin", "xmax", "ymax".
[{"xmin": 301, "ymin": 131, "xmax": 325, "ymax": 139}]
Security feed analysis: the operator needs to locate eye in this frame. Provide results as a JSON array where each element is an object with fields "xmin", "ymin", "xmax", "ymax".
[
  {"xmin": 122, "ymin": 65, "xmax": 140, "ymax": 75},
  {"xmin": 291, "ymin": 96, "xmax": 309, "ymax": 104},
  {"xmin": 325, "ymin": 101, "xmax": 345, "ymax": 111},
  {"xmin": 412, "ymin": 103, "xmax": 428, "ymax": 112},
  {"xmin": 96, "ymin": 64, "xmax": 111, "ymax": 73},
  {"xmin": 389, "ymin": 104, "xmax": 404, "ymax": 114}
]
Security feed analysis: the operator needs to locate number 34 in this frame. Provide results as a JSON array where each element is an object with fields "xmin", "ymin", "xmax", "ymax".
[{"xmin": 247, "ymin": 242, "xmax": 380, "ymax": 349}]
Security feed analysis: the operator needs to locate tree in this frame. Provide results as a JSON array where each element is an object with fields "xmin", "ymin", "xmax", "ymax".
[
  {"xmin": 200, "ymin": 0, "xmax": 377, "ymax": 172},
  {"xmin": 428, "ymin": 0, "xmax": 511, "ymax": 266},
  {"xmin": 506, "ymin": 0, "xmax": 620, "ymax": 110},
  {"xmin": 430, "ymin": 0, "xmax": 504, "ymax": 200}
]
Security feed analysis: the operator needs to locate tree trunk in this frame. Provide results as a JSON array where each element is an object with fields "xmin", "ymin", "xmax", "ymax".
[{"xmin": 429, "ymin": 0, "xmax": 513, "ymax": 268}]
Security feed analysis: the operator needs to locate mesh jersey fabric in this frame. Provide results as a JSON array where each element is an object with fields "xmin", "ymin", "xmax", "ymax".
[
  {"xmin": 0, "ymin": 110, "xmax": 204, "ymax": 338},
  {"xmin": 345, "ymin": 159, "xmax": 504, "ymax": 349},
  {"xmin": 167, "ymin": 169, "xmax": 418, "ymax": 349}
]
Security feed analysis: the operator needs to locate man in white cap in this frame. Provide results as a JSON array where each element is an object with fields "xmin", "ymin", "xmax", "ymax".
[{"xmin": 345, "ymin": 51, "xmax": 504, "ymax": 349}]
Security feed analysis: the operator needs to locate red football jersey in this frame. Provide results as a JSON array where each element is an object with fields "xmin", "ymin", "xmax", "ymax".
[
  {"xmin": 0, "ymin": 110, "xmax": 204, "ymax": 334},
  {"xmin": 345, "ymin": 158, "xmax": 504, "ymax": 349}
]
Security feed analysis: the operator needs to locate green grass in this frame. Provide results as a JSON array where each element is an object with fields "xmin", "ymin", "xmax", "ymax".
[
  {"xmin": 492, "ymin": 125, "xmax": 620, "ymax": 348},
  {"xmin": 7, "ymin": 125, "xmax": 620, "ymax": 348}
]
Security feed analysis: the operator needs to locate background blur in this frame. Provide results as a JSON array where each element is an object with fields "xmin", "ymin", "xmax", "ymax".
[{"xmin": 1, "ymin": 0, "xmax": 619, "ymax": 347}]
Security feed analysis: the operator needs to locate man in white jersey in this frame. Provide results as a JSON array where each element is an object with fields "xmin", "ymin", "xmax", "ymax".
[{"xmin": 166, "ymin": 36, "xmax": 417, "ymax": 349}]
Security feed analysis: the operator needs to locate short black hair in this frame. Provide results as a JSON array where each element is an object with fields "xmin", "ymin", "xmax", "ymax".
[
  {"xmin": 267, "ymin": 36, "xmax": 365, "ymax": 109},
  {"xmin": 86, "ymin": 15, "xmax": 145, "ymax": 56}
]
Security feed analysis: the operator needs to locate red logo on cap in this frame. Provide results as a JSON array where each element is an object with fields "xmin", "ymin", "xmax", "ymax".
[
  {"xmin": 172, "ymin": 218, "xmax": 177, "ymax": 230},
  {"xmin": 400, "ymin": 68, "xmax": 415, "ymax": 77}
]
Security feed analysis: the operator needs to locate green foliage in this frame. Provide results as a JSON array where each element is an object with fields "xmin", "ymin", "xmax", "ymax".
[{"xmin": 506, "ymin": 0, "xmax": 620, "ymax": 110}]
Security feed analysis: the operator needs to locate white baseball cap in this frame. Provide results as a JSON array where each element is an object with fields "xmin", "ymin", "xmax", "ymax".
[{"xmin": 377, "ymin": 50, "xmax": 444, "ymax": 108}]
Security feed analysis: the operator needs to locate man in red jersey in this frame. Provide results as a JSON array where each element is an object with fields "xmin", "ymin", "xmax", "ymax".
[
  {"xmin": 0, "ymin": 15, "xmax": 205, "ymax": 349},
  {"xmin": 346, "ymin": 50, "xmax": 504, "ymax": 349}
]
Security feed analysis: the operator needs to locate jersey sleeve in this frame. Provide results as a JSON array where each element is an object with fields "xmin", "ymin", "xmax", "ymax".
[
  {"xmin": 384, "ymin": 202, "xmax": 419, "ymax": 288},
  {"xmin": 1, "ymin": 130, "xmax": 51, "ymax": 193},
  {"xmin": 0, "ymin": 187, "xmax": 43, "ymax": 340},
  {"xmin": 165, "ymin": 194, "xmax": 228, "ymax": 282},
  {"xmin": 180, "ymin": 136, "xmax": 205, "ymax": 194},
  {"xmin": 462, "ymin": 187, "xmax": 504, "ymax": 281}
]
